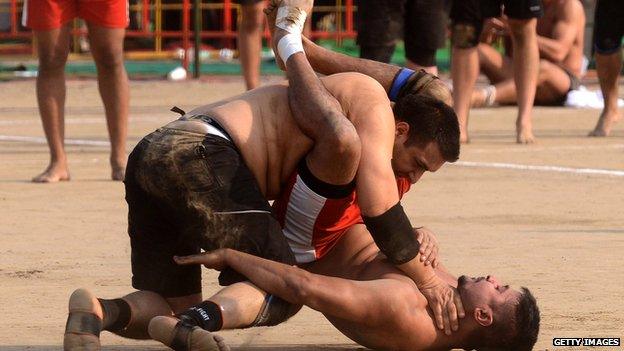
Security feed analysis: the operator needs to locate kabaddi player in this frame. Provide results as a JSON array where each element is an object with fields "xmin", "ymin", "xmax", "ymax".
[{"xmin": 160, "ymin": 223, "xmax": 540, "ymax": 351}]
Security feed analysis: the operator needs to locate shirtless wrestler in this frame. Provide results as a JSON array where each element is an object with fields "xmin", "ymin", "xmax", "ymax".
[
  {"xmin": 62, "ymin": 6, "xmax": 462, "ymax": 351},
  {"xmin": 169, "ymin": 224, "xmax": 541, "ymax": 351}
]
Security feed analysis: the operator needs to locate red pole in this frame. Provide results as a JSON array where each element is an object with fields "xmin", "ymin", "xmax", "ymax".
[
  {"xmin": 10, "ymin": 0, "xmax": 17, "ymax": 35},
  {"xmin": 345, "ymin": 0, "xmax": 353, "ymax": 35},
  {"xmin": 142, "ymin": 0, "xmax": 149, "ymax": 32},
  {"xmin": 224, "ymin": 0, "xmax": 232, "ymax": 47},
  {"xmin": 182, "ymin": 0, "xmax": 191, "ymax": 71}
]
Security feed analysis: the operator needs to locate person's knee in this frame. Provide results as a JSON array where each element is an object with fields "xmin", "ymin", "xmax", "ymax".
[
  {"xmin": 38, "ymin": 50, "xmax": 69, "ymax": 72},
  {"xmin": 93, "ymin": 47, "xmax": 124, "ymax": 72},
  {"xmin": 451, "ymin": 23, "xmax": 480, "ymax": 49},
  {"xmin": 537, "ymin": 59, "xmax": 553, "ymax": 74},
  {"xmin": 166, "ymin": 294, "xmax": 203, "ymax": 315},
  {"xmin": 359, "ymin": 45, "xmax": 395, "ymax": 62}
]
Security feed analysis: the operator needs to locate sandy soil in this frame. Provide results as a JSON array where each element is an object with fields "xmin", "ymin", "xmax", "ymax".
[{"xmin": 0, "ymin": 77, "xmax": 622, "ymax": 351}]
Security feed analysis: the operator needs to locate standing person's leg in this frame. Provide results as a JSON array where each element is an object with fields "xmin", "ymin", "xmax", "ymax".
[
  {"xmin": 356, "ymin": 0, "xmax": 404, "ymax": 63},
  {"xmin": 404, "ymin": 0, "xmax": 448, "ymax": 76},
  {"xmin": 507, "ymin": 17, "xmax": 539, "ymax": 143},
  {"xmin": 589, "ymin": 0, "xmax": 623, "ymax": 137},
  {"xmin": 238, "ymin": 0, "xmax": 265, "ymax": 90},
  {"xmin": 32, "ymin": 25, "xmax": 72, "ymax": 183},
  {"xmin": 87, "ymin": 24, "xmax": 129, "ymax": 180},
  {"xmin": 449, "ymin": 0, "xmax": 483, "ymax": 143},
  {"xmin": 451, "ymin": 46, "xmax": 478, "ymax": 143},
  {"xmin": 590, "ymin": 52, "xmax": 622, "ymax": 136},
  {"xmin": 503, "ymin": 0, "xmax": 543, "ymax": 143}
]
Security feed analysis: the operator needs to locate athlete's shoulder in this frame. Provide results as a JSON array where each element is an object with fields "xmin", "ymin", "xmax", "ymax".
[
  {"xmin": 558, "ymin": 0, "xmax": 584, "ymax": 19},
  {"xmin": 321, "ymin": 72, "xmax": 386, "ymax": 96}
]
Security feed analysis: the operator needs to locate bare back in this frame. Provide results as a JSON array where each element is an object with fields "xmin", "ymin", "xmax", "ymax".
[{"xmin": 186, "ymin": 72, "xmax": 391, "ymax": 200}]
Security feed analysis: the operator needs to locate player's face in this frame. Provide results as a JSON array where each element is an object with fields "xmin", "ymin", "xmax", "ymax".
[
  {"xmin": 457, "ymin": 275, "xmax": 521, "ymax": 311},
  {"xmin": 391, "ymin": 138, "xmax": 445, "ymax": 184}
]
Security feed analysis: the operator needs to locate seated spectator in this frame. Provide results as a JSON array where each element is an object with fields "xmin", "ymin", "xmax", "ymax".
[{"xmin": 471, "ymin": 0, "xmax": 585, "ymax": 107}]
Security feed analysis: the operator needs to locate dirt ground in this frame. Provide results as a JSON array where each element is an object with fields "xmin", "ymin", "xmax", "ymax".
[{"xmin": 0, "ymin": 76, "xmax": 622, "ymax": 351}]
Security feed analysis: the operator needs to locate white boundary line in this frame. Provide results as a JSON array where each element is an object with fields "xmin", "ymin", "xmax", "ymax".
[
  {"xmin": 467, "ymin": 144, "xmax": 624, "ymax": 153},
  {"xmin": 3, "ymin": 134, "xmax": 624, "ymax": 177},
  {"xmin": 0, "ymin": 135, "xmax": 110, "ymax": 147},
  {"xmin": 0, "ymin": 115, "xmax": 169, "ymax": 126},
  {"xmin": 455, "ymin": 161, "xmax": 624, "ymax": 177}
]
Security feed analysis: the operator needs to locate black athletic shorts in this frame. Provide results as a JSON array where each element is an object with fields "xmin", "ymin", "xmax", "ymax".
[
  {"xmin": 357, "ymin": 0, "xmax": 450, "ymax": 66},
  {"xmin": 450, "ymin": 0, "xmax": 543, "ymax": 41},
  {"xmin": 124, "ymin": 119, "xmax": 296, "ymax": 298},
  {"xmin": 594, "ymin": 0, "xmax": 624, "ymax": 54}
]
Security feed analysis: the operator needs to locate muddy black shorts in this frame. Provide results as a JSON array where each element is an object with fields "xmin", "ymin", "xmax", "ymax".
[
  {"xmin": 124, "ymin": 120, "xmax": 296, "ymax": 298},
  {"xmin": 450, "ymin": 0, "xmax": 543, "ymax": 46},
  {"xmin": 357, "ymin": 0, "xmax": 450, "ymax": 66},
  {"xmin": 594, "ymin": 0, "xmax": 624, "ymax": 54}
]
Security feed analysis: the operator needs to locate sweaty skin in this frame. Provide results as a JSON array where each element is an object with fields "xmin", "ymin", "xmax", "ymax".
[{"xmin": 186, "ymin": 72, "xmax": 392, "ymax": 200}]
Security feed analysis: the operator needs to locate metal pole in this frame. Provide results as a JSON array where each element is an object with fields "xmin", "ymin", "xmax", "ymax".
[{"xmin": 194, "ymin": 0, "xmax": 201, "ymax": 78}]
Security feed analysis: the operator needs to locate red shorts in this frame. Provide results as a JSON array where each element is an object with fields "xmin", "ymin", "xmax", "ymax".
[{"xmin": 22, "ymin": 0, "xmax": 129, "ymax": 30}]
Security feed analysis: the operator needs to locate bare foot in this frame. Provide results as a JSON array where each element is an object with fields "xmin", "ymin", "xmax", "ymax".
[
  {"xmin": 149, "ymin": 316, "xmax": 230, "ymax": 351},
  {"xmin": 459, "ymin": 125, "xmax": 470, "ymax": 144},
  {"xmin": 588, "ymin": 109, "xmax": 621, "ymax": 137},
  {"xmin": 111, "ymin": 156, "xmax": 127, "ymax": 181},
  {"xmin": 264, "ymin": 0, "xmax": 313, "ymax": 70},
  {"xmin": 516, "ymin": 127, "xmax": 536, "ymax": 144},
  {"xmin": 32, "ymin": 162, "xmax": 70, "ymax": 183},
  {"xmin": 64, "ymin": 288, "xmax": 104, "ymax": 351}
]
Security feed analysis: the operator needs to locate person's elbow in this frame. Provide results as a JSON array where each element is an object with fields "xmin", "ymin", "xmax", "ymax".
[
  {"xmin": 286, "ymin": 271, "xmax": 316, "ymax": 305},
  {"xmin": 321, "ymin": 117, "xmax": 362, "ymax": 163}
]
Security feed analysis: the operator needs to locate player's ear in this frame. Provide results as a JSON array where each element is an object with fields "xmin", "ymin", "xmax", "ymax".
[
  {"xmin": 395, "ymin": 121, "xmax": 410, "ymax": 137},
  {"xmin": 474, "ymin": 307, "xmax": 493, "ymax": 327}
]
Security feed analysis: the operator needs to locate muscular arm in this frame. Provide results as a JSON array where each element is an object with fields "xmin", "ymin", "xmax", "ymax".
[
  {"xmin": 302, "ymin": 36, "xmax": 401, "ymax": 93},
  {"xmin": 183, "ymin": 249, "xmax": 405, "ymax": 327},
  {"xmin": 537, "ymin": 3, "xmax": 584, "ymax": 63}
]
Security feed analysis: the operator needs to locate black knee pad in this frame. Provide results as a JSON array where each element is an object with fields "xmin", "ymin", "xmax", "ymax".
[
  {"xmin": 451, "ymin": 23, "xmax": 480, "ymax": 49},
  {"xmin": 177, "ymin": 301, "xmax": 223, "ymax": 332},
  {"xmin": 251, "ymin": 294, "xmax": 301, "ymax": 327}
]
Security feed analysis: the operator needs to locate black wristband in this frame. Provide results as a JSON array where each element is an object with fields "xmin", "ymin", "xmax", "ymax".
[{"xmin": 362, "ymin": 202, "xmax": 420, "ymax": 265}]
